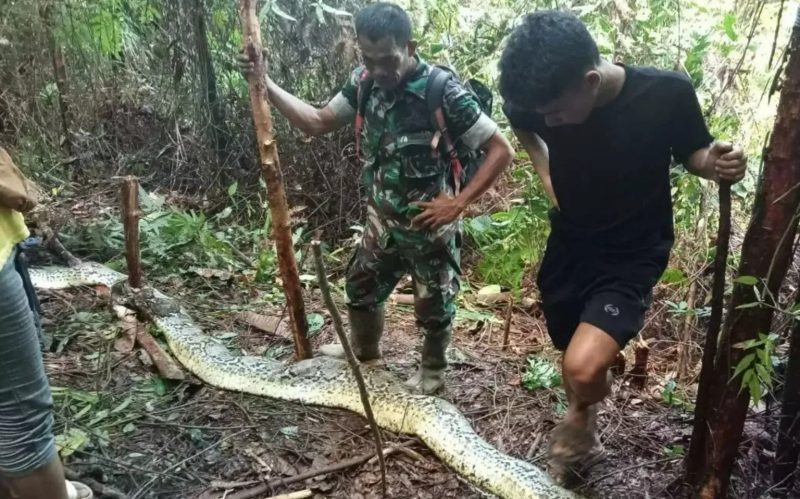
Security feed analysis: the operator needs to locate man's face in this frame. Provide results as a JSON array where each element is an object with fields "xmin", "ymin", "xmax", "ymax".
[
  {"xmin": 536, "ymin": 71, "xmax": 601, "ymax": 127},
  {"xmin": 358, "ymin": 35, "xmax": 416, "ymax": 91}
]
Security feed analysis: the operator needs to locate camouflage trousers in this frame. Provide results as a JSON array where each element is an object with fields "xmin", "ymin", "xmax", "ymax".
[{"xmin": 345, "ymin": 206, "xmax": 461, "ymax": 334}]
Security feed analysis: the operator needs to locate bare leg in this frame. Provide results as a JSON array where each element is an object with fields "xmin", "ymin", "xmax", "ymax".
[
  {"xmin": 562, "ymin": 323, "xmax": 617, "ymax": 425},
  {"xmin": 549, "ymin": 323, "xmax": 620, "ymax": 482},
  {"xmin": 1, "ymin": 455, "xmax": 69, "ymax": 499}
]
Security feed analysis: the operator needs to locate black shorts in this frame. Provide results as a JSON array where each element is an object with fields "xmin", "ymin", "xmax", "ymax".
[{"xmin": 536, "ymin": 228, "xmax": 672, "ymax": 351}]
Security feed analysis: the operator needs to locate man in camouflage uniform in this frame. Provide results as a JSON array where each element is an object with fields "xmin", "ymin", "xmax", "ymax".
[{"xmin": 240, "ymin": 2, "xmax": 513, "ymax": 394}]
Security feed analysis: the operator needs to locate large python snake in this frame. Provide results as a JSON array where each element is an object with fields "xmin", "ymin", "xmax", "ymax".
[{"xmin": 29, "ymin": 261, "xmax": 581, "ymax": 499}]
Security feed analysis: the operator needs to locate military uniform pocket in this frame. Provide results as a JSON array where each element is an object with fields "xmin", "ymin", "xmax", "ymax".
[{"xmin": 396, "ymin": 132, "xmax": 444, "ymax": 204}]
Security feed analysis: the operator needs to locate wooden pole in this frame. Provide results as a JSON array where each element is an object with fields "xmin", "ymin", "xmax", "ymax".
[
  {"xmin": 311, "ymin": 241, "xmax": 387, "ymax": 497},
  {"xmin": 685, "ymin": 182, "xmax": 731, "ymax": 480},
  {"xmin": 121, "ymin": 176, "xmax": 142, "ymax": 288},
  {"xmin": 238, "ymin": 0, "xmax": 311, "ymax": 360}
]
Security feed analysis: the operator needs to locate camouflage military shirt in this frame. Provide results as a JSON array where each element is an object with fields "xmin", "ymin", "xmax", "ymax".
[{"xmin": 328, "ymin": 55, "xmax": 498, "ymax": 245}]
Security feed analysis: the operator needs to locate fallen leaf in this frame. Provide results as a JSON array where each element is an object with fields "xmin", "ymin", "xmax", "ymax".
[
  {"xmin": 94, "ymin": 284, "xmax": 111, "ymax": 300},
  {"xmin": 113, "ymin": 305, "xmax": 138, "ymax": 353},
  {"xmin": 190, "ymin": 267, "xmax": 233, "ymax": 281},
  {"xmin": 236, "ymin": 311, "xmax": 281, "ymax": 334},
  {"xmin": 280, "ymin": 426, "xmax": 299, "ymax": 439},
  {"xmin": 137, "ymin": 349, "xmax": 153, "ymax": 368},
  {"xmin": 478, "ymin": 284, "xmax": 502, "ymax": 295},
  {"xmin": 268, "ymin": 454, "xmax": 298, "ymax": 476}
]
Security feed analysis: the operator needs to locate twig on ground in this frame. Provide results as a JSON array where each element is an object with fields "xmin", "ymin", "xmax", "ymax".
[
  {"xmin": 264, "ymin": 490, "xmax": 312, "ymax": 499},
  {"xmin": 311, "ymin": 240, "xmax": 387, "ymax": 497},
  {"xmin": 225, "ymin": 444, "xmax": 407, "ymax": 499},
  {"xmin": 366, "ymin": 441, "xmax": 419, "ymax": 464},
  {"xmin": 578, "ymin": 456, "xmax": 681, "ymax": 488},
  {"xmin": 63, "ymin": 466, "xmax": 127, "ymax": 499},
  {"xmin": 230, "ymin": 244, "xmax": 256, "ymax": 268},
  {"xmin": 210, "ymin": 479, "xmax": 261, "ymax": 489},
  {"xmin": 130, "ymin": 429, "xmax": 247, "ymax": 499}
]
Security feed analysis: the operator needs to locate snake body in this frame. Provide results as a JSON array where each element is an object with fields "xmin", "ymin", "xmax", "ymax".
[{"xmin": 29, "ymin": 262, "xmax": 580, "ymax": 499}]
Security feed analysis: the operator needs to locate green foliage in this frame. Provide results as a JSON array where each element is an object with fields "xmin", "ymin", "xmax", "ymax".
[
  {"xmin": 731, "ymin": 332, "xmax": 779, "ymax": 405},
  {"xmin": 306, "ymin": 313, "xmax": 325, "ymax": 335},
  {"xmin": 51, "ymin": 378, "xmax": 168, "ymax": 458},
  {"xmin": 665, "ymin": 300, "xmax": 711, "ymax": 318},
  {"xmin": 660, "ymin": 267, "xmax": 687, "ymax": 285},
  {"xmin": 522, "ymin": 357, "xmax": 562, "ymax": 390},
  {"xmin": 464, "ymin": 160, "xmax": 551, "ymax": 290},
  {"xmin": 661, "ymin": 378, "xmax": 690, "ymax": 408},
  {"xmin": 60, "ymin": 187, "xmax": 286, "ymax": 285},
  {"xmin": 663, "ymin": 444, "xmax": 686, "ymax": 457}
]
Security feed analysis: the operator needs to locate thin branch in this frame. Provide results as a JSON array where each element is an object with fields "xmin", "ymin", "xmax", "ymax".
[
  {"xmin": 225, "ymin": 444, "xmax": 410, "ymax": 499},
  {"xmin": 769, "ymin": 0, "xmax": 786, "ymax": 68},
  {"xmin": 130, "ymin": 429, "xmax": 247, "ymax": 499},
  {"xmin": 311, "ymin": 240, "xmax": 387, "ymax": 497},
  {"xmin": 63, "ymin": 466, "xmax": 126, "ymax": 499},
  {"xmin": 579, "ymin": 456, "xmax": 681, "ymax": 488}
]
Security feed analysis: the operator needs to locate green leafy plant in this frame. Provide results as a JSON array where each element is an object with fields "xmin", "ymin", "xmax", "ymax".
[
  {"xmin": 663, "ymin": 444, "xmax": 686, "ymax": 458},
  {"xmin": 522, "ymin": 357, "xmax": 562, "ymax": 391},
  {"xmin": 665, "ymin": 300, "xmax": 711, "ymax": 318},
  {"xmin": 730, "ymin": 332, "xmax": 779, "ymax": 405},
  {"xmin": 661, "ymin": 378, "xmax": 691, "ymax": 409},
  {"xmin": 463, "ymin": 161, "xmax": 551, "ymax": 291}
]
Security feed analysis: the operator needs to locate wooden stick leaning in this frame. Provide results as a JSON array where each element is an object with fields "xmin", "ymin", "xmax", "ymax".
[
  {"xmin": 311, "ymin": 240, "xmax": 387, "ymax": 497},
  {"xmin": 238, "ymin": 0, "xmax": 311, "ymax": 359},
  {"xmin": 685, "ymin": 181, "xmax": 731, "ymax": 480}
]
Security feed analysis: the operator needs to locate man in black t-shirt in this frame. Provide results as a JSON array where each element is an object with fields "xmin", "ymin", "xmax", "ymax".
[{"xmin": 498, "ymin": 10, "xmax": 747, "ymax": 484}]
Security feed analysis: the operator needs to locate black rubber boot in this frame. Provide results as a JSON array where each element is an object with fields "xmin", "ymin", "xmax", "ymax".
[
  {"xmin": 318, "ymin": 305, "xmax": 384, "ymax": 361},
  {"xmin": 404, "ymin": 327, "xmax": 451, "ymax": 394}
]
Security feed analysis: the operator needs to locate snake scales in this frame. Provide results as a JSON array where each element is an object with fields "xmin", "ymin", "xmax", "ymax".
[{"xmin": 29, "ymin": 261, "xmax": 581, "ymax": 499}]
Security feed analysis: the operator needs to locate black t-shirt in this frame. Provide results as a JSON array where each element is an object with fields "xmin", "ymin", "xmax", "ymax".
[{"xmin": 503, "ymin": 65, "xmax": 713, "ymax": 251}]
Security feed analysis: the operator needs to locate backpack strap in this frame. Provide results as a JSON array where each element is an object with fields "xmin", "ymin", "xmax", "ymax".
[
  {"xmin": 355, "ymin": 68, "xmax": 372, "ymax": 163},
  {"xmin": 426, "ymin": 66, "xmax": 465, "ymax": 195}
]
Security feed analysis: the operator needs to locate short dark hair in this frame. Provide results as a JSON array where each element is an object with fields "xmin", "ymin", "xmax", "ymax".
[
  {"xmin": 499, "ymin": 10, "xmax": 600, "ymax": 107},
  {"xmin": 355, "ymin": 2, "xmax": 412, "ymax": 47}
]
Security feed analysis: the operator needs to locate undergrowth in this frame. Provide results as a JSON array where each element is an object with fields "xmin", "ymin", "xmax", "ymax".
[
  {"xmin": 58, "ymin": 185, "xmax": 299, "ymax": 288},
  {"xmin": 463, "ymin": 152, "xmax": 551, "ymax": 291}
]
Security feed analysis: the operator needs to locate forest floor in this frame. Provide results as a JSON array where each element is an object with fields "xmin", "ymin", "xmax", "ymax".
[{"xmin": 33, "ymin": 190, "xmax": 789, "ymax": 499}]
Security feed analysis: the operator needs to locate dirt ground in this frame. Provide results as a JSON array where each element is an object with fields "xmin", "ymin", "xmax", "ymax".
[{"xmin": 36, "ymin": 259, "xmax": 791, "ymax": 499}]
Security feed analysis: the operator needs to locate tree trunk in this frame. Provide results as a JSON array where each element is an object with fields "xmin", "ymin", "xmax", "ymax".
[
  {"xmin": 39, "ymin": 3, "xmax": 74, "ymax": 158},
  {"xmin": 774, "ymin": 291, "xmax": 800, "ymax": 489},
  {"xmin": 121, "ymin": 176, "xmax": 143, "ymax": 289},
  {"xmin": 238, "ymin": 0, "xmax": 311, "ymax": 360},
  {"xmin": 686, "ymin": 10, "xmax": 800, "ymax": 497},
  {"xmin": 193, "ymin": 0, "xmax": 228, "ymax": 159}
]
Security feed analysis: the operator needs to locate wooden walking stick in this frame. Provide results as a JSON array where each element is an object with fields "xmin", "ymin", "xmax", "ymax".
[{"xmin": 238, "ymin": 0, "xmax": 311, "ymax": 359}]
